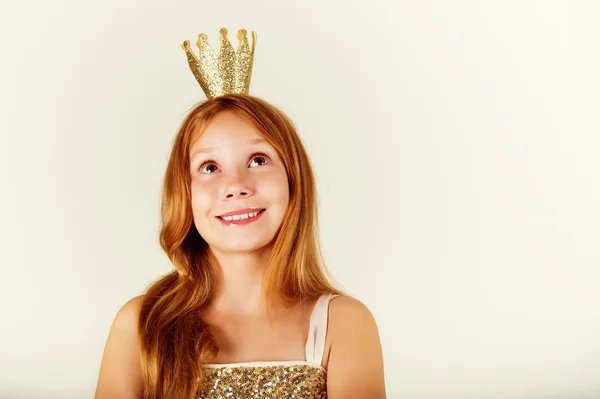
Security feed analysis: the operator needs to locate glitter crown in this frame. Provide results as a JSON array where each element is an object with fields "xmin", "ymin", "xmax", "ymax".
[{"xmin": 181, "ymin": 28, "xmax": 256, "ymax": 100}]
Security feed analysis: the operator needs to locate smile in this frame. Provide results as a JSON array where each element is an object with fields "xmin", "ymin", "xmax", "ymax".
[{"xmin": 216, "ymin": 209, "xmax": 266, "ymax": 226}]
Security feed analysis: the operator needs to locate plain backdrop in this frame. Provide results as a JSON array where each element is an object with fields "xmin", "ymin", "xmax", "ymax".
[{"xmin": 1, "ymin": 1, "xmax": 599, "ymax": 398}]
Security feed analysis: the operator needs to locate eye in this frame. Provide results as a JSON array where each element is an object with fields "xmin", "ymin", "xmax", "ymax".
[
  {"xmin": 249, "ymin": 153, "xmax": 270, "ymax": 167},
  {"xmin": 197, "ymin": 153, "xmax": 271, "ymax": 174},
  {"xmin": 199, "ymin": 162, "xmax": 219, "ymax": 174}
]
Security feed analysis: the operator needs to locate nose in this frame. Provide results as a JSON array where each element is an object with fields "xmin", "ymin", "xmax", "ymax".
[{"xmin": 223, "ymin": 169, "xmax": 254, "ymax": 200}]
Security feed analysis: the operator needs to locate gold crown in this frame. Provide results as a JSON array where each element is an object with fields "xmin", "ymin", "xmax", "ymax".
[{"xmin": 181, "ymin": 28, "xmax": 256, "ymax": 100}]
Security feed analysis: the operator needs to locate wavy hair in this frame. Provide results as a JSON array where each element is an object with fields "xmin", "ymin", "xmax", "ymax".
[{"xmin": 137, "ymin": 94, "xmax": 342, "ymax": 398}]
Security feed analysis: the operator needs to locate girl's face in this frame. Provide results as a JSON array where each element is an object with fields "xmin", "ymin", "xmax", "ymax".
[{"xmin": 188, "ymin": 111, "xmax": 290, "ymax": 255}]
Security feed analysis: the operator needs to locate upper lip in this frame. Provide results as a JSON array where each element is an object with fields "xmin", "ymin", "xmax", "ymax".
[{"xmin": 216, "ymin": 208, "xmax": 265, "ymax": 218}]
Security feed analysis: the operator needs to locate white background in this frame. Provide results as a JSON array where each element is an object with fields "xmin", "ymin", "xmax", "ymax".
[{"xmin": 1, "ymin": 1, "xmax": 599, "ymax": 398}]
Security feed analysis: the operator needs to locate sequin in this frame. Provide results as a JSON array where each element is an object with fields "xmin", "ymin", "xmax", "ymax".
[
  {"xmin": 181, "ymin": 28, "xmax": 256, "ymax": 100},
  {"xmin": 197, "ymin": 364, "xmax": 327, "ymax": 399}
]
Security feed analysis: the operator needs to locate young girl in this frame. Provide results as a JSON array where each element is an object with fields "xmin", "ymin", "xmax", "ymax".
[{"xmin": 95, "ymin": 30, "xmax": 385, "ymax": 399}]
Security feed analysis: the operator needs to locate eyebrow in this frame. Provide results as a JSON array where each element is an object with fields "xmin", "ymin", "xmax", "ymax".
[{"xmin": 189, "ymin": 138, "xmax": 267, "ymax": 160}]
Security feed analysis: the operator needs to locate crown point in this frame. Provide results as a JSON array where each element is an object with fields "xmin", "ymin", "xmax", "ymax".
[{"xmin": 182, "ymin": 28, "xmax": 256, "ymax": 100}]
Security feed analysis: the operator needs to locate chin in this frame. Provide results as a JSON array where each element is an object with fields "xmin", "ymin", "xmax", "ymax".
[
  {"xmin": 217, "ymin": 241, "xmax": 272, "ymax": 254},
  {"xmin": 207, "ymin": 233, "xmax": 276, "ymax": 254}
]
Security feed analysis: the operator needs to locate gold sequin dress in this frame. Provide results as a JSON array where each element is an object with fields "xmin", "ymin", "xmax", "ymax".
[{"xmin": 198, "ymin": 293, "xmax": 338, "ymax": 399}]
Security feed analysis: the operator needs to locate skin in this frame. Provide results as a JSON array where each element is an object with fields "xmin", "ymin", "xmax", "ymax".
[
  {"xmin": 94, "ymin": 111, "xmax": 386, "ymax": 398},
  {"xmin": 188, "ymin": 110, "xmax": 290, "ymax": 317}
]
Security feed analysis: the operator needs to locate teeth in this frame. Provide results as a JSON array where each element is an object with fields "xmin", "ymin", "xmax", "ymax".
[{"xmin": 221, "ymin": 211, "xmax": 260, "ymax": 222}]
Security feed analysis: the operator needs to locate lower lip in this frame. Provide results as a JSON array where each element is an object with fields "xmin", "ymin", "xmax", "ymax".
[{"xmin": 216, "ymin": 209, "xmax": 266, "ymax": 226}]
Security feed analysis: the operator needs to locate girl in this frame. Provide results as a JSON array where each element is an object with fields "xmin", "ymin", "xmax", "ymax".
[{"xmin": 94, "ymin": 95, "xmax": 385, "ymax": 398}]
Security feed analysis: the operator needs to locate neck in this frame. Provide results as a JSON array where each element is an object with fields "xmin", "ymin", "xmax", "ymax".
[{"xmin": 207, "ymin": 245, "xmax": 278, "ymax": 316}]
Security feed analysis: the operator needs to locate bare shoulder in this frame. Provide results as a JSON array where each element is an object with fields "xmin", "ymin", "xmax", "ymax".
[
  {"xmin": 326, "ymin": 295, "xmax": 380, "ymax": 354},
  {"xmin": 325, "ymin": 295, "xmax": 386, "ymax": 399},
  {"xmin": 94, "ymin": 295, "xmax": 145, "ymax": 399},
  {"xmin": 329, "ymin": 295, "xmax": 376, "ymax": 324},
  {"xmin": 104, "ymin": 295, "xmax": 145, "ymax": 342},
  {"xmin": 115, "ymin": 295, "xmax": 145, "ymax": 325}
]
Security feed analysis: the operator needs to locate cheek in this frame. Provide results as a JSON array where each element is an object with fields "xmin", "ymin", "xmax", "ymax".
[
  {"xmin": 190, "ymin": 182, "xmax": 215, "ymax": 216},
  {"xmin": 261, "ymin": 172, "xmax": 290, "ymax": 206}
]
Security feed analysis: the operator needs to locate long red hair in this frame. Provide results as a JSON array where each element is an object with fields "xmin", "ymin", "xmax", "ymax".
[{"xmin": 137, "ymin": 94, "xmax": 342, "ymax": 398}]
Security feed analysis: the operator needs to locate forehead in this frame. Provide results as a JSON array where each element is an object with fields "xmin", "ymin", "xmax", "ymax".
[{"xmin": 191, "ymin": 111, "xmax": 262, "ymax": 148}]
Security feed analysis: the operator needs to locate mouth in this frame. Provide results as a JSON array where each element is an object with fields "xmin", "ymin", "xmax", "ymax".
[{"xmin": 216, "ymin": 208, "xmax": 266, "ymax": 226}]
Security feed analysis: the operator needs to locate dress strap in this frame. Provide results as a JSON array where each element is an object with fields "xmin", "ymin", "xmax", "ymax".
[{"xmin": 305, "ymin": 293, "xmax": 339, "ymax": 366}]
